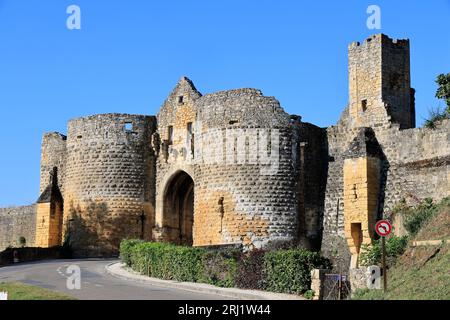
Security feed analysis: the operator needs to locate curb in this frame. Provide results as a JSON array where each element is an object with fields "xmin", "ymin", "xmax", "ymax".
[{"xmin": 105, "ymin": 262, "xmax": 304, "ymax": 300}]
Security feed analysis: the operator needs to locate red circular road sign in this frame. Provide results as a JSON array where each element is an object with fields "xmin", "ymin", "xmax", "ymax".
[{"xmin": 375, "ymin": 220, "xmax": 392, "ymax": 237}]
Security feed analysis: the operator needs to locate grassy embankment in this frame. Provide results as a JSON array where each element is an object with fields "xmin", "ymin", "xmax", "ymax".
[
  {"xmin": 353, "ymin": 198, "xmax": 450, "ymax": 300},
  {"xmin": 0, "ymin": 282, "xmax": 75, "ymax": 300}
]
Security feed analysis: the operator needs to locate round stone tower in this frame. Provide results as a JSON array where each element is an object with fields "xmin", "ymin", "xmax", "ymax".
[
  {"xmin": 64, "ymin": 114, "xmax": 156, "ymax": 256},
  {"xmin": 193, "ymin": 89, "xmax": 299, "ymax": 249}
]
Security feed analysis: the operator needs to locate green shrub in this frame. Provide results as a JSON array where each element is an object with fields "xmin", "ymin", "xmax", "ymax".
[
  {"xmin": 424, "ymin": 106, "xmax": 449, "ymax": 129},
  {"xmin": 127, "ymin": 241, "xmax": 205, "ymax": 282},
  {"xmin": 119, "ymin": 239, "xmax": 143, "ymax": 266},
  {"xmin": 404, "ymin": 198, "xmax": 438, "ymax": 235},
  {"xmin": 234, "ymin": 249, "xmax": 266, "ymax": 290},
  {"xmin": 304, "ymin": 290, "xmax": 315, "ymax": 300},
  {"xmin": 200, "ymin": 249, "xmax": 239, "ymax": 287},
  {"xmin": 263, "ymin": 249, "xmax": 331, "ymax": 295},
  {"xmin": 359, "ymin": 235, "xmax": 408, "ymax": 267}
]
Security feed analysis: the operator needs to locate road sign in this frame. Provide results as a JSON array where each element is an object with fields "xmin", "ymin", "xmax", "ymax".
[
  {"xmin": 375, "ymin": 220, "xmax": 392, "ymax": 237},
  {"xmin": 375, "ymin": 219, "xmax": 392, "ymax": 292}
]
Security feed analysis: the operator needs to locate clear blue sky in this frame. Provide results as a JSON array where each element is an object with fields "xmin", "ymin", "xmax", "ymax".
[{"xmin": 0, "ymin": 0, "xmax": 449, "ymax": 207}]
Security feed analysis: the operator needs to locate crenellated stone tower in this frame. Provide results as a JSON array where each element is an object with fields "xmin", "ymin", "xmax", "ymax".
[{"xmin": 348, "ymin": 34, "xmax": 415, "ymax": 129}]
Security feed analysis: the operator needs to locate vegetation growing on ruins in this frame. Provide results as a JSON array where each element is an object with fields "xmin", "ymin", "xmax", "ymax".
[
  {"xmin": 359, "ymin": 197, "xmax": 448, "ymax": 267},
  {"xmin": 435, "ymin": 73, "xmax": 450, "ymax": 113},
  {"xmin": 359, "ymin": 236, "xmax": 408, "ymax": 267},
  {"xmin": 425, "ymin": 73, "xmax": 450, "ymax": 128},
  {"xmin": 120, "ymin": 240, "xmax": 331, "ymax": 295},
  {"xmin": 354, "ymin": 197, "xmax": 450, "ymax": 300}
]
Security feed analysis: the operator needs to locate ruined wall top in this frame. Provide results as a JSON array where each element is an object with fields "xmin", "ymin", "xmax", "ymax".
[{"xmin": 196, "ymin": 87, "xmax": 291, "ymax": 129}]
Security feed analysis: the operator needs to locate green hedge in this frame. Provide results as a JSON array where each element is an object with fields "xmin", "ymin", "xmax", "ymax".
[
  {"xmin": 126, "ymin": 242, "xmax": 205, "ymax": 282},
  {"xmin": 264, "ymin": 249, "xmax": 332, "ymax": 294},
  {"xmin": 120, "ymin": 240, "xmax": 331, "ymax": 294}
]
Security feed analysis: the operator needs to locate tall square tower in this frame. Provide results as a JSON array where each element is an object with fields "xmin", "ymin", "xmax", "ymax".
[{"xmin": 348, "ymin": 34, "xmax": 415, "ymax": 129}]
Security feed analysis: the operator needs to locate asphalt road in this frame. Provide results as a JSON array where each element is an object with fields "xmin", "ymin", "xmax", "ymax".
[{"xmin": 0, "ymin": 259, "xmax": 231, "ymax": 300}]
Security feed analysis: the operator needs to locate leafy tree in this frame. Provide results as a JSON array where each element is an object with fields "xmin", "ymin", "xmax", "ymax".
[
  {"xmin": 425, "ymin": 73, "xmax": 450, "ymax": 128},
  {"xmin": 435, "ymin": 73, "xmax": 450, "ymax": 114}
]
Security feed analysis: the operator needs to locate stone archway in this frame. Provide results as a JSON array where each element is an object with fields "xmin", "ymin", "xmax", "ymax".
[{"xmin": 161, "ymin": 171, "xmax": 194, "ymax": 246}]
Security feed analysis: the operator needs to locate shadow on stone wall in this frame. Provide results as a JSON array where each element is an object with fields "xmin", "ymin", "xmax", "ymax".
[
  {"xmin": 66, "ymin": 201, "xmax": 143, "ymax": 258},
  {"xmin": 319, "ymin": 128, "xmax": 389, "ymax": 273},
  {"xmin": 0, "ymin": 247, "xmax": 62, "ymax": 267}
]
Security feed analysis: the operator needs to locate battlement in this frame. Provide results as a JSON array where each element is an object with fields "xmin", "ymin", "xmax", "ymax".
[
  {"xmin": 67, "ymin": 113, "xmax": 156, "ymax": 143},
  {"xmin": 349, "ymin": 34, "xmax": 409, "ymax": 50}
]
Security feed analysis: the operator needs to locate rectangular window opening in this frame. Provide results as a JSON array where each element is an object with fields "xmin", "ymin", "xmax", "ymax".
[
  {"xmin": 125, "ymin": 122, "xmax": 133, "ymax": 132},
  {"xmin": 361, "ymin": 99, "xmax": 368, "ymax": 112},
  {"xmin": 351, "ymin": 223, "xmax": 363, "ymax": 254},
  {"xmin": 168, "ymin": 126, "xmax": 174, "ymax": 144}
]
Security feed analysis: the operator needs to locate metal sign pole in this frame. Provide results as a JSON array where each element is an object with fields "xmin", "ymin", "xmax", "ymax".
[
  {"xmin": 376, "ymin": 219, "xmax": 392, "ymax": 293},
  {"xmin": 382, "ymin": 236, "xmax": 387, "ymax": 292}
]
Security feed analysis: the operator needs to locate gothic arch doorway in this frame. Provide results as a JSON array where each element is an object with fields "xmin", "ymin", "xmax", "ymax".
[{"xmin": 162, "ymin": 171, "xmax": 194, "ymax": 246}]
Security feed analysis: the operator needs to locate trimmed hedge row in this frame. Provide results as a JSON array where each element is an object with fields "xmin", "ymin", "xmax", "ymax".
[{"xmin": 120, "ymin": 240, "xmax": 331, "ymax": 295}]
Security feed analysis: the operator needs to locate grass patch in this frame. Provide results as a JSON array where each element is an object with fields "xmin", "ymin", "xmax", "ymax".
[
  {"xmin": 0, "ymin": 282, "xmax": 75, "ymax": 300},
  {"xmin": 415, "ymin": 199, "xmax": 450, "ymax": 241},
  {"xmin": 353, "ymin": 245, "xmax": 450, "ymax": 300}
]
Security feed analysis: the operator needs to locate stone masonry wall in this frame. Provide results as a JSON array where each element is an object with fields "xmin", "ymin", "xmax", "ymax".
[
  {"xmin": 0, "ymin": 205, "xmax": 36, "ymax": 251},
  {"xmin": 348, "ymin": 34, "xmax": 414, "ymax": 130},
  {"xmin": 295, "ymin": 121, "xmax": 328, "ymax": 250},
  {"xmin": 194, "ymin": 89, "xmax": 299, "ymax": 249},
  {"xmin": 40, "ymin": 133, "xmax": 67, "ymax": 195},
  {"xmin": 322, "ymin": 121, "xmax": 450, "ymax": 271},
  {"xmin": 64, "ymin": 114, "xmax": 157, "ymax": 256}
]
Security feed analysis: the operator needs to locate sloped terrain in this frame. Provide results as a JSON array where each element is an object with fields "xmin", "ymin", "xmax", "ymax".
[{"xmin": 354, "ymin": 200, "xmax": 450, "ymax": 300}]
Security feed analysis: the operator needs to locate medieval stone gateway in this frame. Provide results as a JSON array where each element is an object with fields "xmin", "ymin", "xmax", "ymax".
[{"xmin": 1, "ymin": 34, "xmax": 449, "ymax": 271}]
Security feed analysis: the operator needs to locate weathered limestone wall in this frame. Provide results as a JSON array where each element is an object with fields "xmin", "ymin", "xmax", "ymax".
[
  {"xmin": 378, "ymin": 120, "xmax": 450, "ymax": 211},
  {"xmin": 40, "ymin": 133, "xmax": 67, "ymax": 195},
  {"xmin": 193, "ymin": 89, "xmax": 299, "ymax": 249},
  {"xmin": 35, "ymin": 202, "xmax": 63, "ymax": 248},
  {"xmin": 348, "ymin": 34, "xmax": 414, "ymax": 130},
  {"xmin": 154, "ymin": 77, "xmax": 201, "ymax": 243},
  {"xmin": 295, "ymin": 122, "xmax": 328, "ymax": 250},
  {"xmin": 322, "ymin": 120, "xmax": 450, "ymax": 270},
  {"xmin": 0, "ymin": 205, "xmax": 36, "ymax": 251},
  {"xmin": 64, "ymin": 114, "xmax": 157, "ymax": 256},
  {"xmin": 155, "ymin": 78, "xmax": 300, "ymax": 250},
  {"xmin": 320, "ymin": 122, "xmax": 357, "ymax": 269},
  {"xmin": 343, "ymin": 157, "xmax": 380, "ymax": 267}
]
